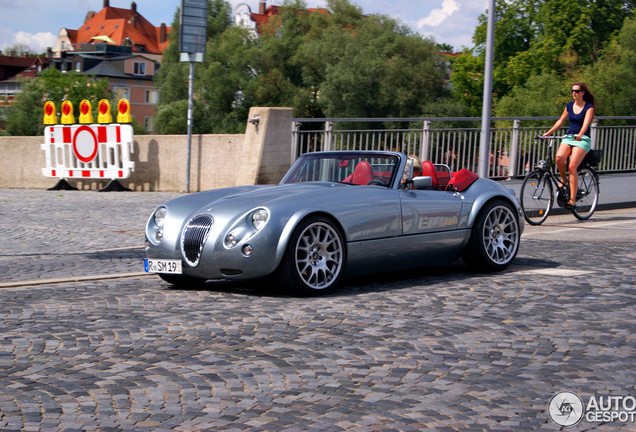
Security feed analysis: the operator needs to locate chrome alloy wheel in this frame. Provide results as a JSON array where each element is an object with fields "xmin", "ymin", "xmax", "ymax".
[
  {"xmin": 294, "ymin": 221, "xmax": 344, "ymax": 290},
  {"xmin": 482, "ymin": 205, "xmax": 519, "ymax": 265}
]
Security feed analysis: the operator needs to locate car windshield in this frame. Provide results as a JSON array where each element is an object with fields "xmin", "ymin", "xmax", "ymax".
[{"xmin": 281, "ymin": 153, "xmax": 400, "ymax": 187}]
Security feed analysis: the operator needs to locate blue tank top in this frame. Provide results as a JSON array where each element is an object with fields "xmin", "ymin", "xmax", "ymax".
[{"xmin": 566, "ymin": 101, "xmax": 594, "ymax": 137}]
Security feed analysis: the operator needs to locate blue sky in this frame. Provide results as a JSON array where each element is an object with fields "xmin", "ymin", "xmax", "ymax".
[{"xmin": 0, "ymin": 0, "xmax": 488, "ymax": 54}]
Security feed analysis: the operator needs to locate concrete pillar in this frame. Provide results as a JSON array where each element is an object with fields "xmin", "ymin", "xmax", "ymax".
[{"xmin": 237, "ymin": 107, "xmax": 293, "ymax": 186}]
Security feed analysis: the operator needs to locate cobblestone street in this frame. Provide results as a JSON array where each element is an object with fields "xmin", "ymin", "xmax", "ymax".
[{"xmin": 1, "ymin": 189, "xmax": 635, "ymax": 431}]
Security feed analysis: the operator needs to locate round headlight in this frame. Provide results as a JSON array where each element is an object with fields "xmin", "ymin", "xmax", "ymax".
[
  {"xmin": 252, "ymin": 209, "xmax": 269, "ymax": 231},
  {"xmin": 154, "ymin": 207, "xmax": 167, "ymax": 228}
]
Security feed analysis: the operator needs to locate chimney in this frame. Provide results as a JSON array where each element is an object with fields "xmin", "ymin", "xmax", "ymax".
[
  {"xmin": 131, "ymin": 2, "xmax": 137, "ymax": 13},
  {"xmin": 103, "ymin": 0, "xmax": 109, "ymax": 7},
  {"xmin": 259, "ymin": 1, "xmax": 266, "ymax": 15},
  {"xmin": 130, "ymin": 16, "xmax": 136, "ymax": 27},
  {"xmin": 160, "ymin": 23, "xmax": 167, "ymax": 44}
]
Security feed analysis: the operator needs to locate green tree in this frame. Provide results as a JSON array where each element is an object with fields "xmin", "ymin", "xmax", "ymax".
[
  {"xmin": 154, "ymin": 0, "xmax": 255, "ymax": 134},
  {"xmin": 154, "ymin": 0, "xmax": 454, "ymax": 132},
  {"xmin": 494, "ymin": 72, "xmax": 566, "ymax": 118},
  {"xmin": 453, "ymin": 0, "xmax": 635, "ymax": 115},
  {"xmin": 292, "ymin": 0, "xmax": 448, "ymax": 119},
  {"xmin": 3, "ymin": 69, "xmax": 112, "ymax": 136}
]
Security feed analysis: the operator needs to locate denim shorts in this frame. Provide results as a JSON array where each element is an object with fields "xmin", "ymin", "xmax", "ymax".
[{"xmin": 562, "ymin": 134, "xmax": 591, "ymax": 153}]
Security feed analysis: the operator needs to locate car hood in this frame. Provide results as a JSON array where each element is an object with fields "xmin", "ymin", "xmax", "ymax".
[{"xmin": 165, "ymin": 182, "xmax": 359, "ymax": 218}]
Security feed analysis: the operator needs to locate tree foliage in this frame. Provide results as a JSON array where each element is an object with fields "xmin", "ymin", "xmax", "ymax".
[
  {"xmin": 2, "ymin": 69, "xmax": 112, "ymax": 136},
  {"xmin": 452, "ymin": 0, "xmax": 636, "ymax": 117},
  {"xmin": 153, "ymin": 0, "xmax": 451, "ymax": 134}
]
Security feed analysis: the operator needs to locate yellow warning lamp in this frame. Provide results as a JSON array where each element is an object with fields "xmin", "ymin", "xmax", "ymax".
[
  {"xmin": 43, "ymin": 101, "xmax": 57, "ymax": 124},
  {"xmin": 97, "ymin": 99, "xmax": 113, "ymax": 124},
  {"xmin": 60, "ymin": 100, "xmax": 75, "ymax": 124},
  {"xmin": 116, "ymin": 98, "xmax": 132, "ymax": 123},
  {"xmin": 79, "ymin": 99, "xmax": 93, "ymax": 124}
]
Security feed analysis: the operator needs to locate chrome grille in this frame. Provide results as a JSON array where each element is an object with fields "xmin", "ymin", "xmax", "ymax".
[{"xmin": 181, "ymin": 215, "xmax": 213, "ymax": 267}]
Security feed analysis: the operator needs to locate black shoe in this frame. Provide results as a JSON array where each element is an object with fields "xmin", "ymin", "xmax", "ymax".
[{"xmin": 564, "ymin": 203, "xmax": 576, "ymax": 210}]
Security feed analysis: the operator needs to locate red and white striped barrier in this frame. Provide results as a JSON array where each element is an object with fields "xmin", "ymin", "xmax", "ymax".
[{"xmin": 41, "ymin": 124, "xmax": 135, "ymax": 182}]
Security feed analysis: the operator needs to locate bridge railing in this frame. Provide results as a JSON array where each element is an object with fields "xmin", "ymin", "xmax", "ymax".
[{"xmin": 292, "ymin": 117, "xmax": 636, "ymax": 178}]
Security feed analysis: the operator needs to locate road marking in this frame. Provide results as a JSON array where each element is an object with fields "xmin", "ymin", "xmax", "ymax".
[
  {"xmin": 513, "ymin": 268, "xmax": 595, "ymax": 277},
  {"xmin": 0, "ymin": 272, "xmax": 150, "ymax": 289},
  {"xmin": 522, "ymin": 219, "xmax": 636, "ymax": 238}
]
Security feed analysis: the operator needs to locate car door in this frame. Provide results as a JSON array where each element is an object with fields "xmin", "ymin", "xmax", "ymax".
[{"xmin": 399, "ymin": 188, "xmax": 463, "ymax": 235}]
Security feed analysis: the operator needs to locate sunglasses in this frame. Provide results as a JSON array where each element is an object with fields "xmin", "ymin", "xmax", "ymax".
[{"xmin": 572, "ymin": 89, "xmax": 582, "ymax": 93}]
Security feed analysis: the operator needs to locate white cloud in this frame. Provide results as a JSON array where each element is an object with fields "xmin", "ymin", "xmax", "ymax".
[
  {"xmin": 11, "ymin": 31, "xmax": 57, "ymax": 52},
  {"xmin": 417, "ymin": 0, "xmax": 459, "ymax": 27}
]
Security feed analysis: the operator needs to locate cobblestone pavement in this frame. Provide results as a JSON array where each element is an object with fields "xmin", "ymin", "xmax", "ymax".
[{"xmin": 1, "ymin": 189, "xmax": 635, "ymax": 431}]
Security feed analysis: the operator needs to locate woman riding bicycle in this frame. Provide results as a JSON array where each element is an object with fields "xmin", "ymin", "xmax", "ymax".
[{"xmin": 543, "ymin": 82, "xmax": 596, "ymax": 209}]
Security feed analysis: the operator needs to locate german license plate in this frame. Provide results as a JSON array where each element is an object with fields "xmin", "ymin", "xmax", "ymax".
[{"xmin": 144, "ymin": 259, "xmax": 182, "ymax": 274}]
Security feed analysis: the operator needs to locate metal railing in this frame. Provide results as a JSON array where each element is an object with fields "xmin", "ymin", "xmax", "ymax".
[{"xmin": 292, "ymin": 117, "xmax": 636, "ymax": 177}]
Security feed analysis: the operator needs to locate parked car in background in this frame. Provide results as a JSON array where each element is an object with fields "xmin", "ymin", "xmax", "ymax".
[{"xmin": 144, "ymin": 151, "xmax": 524, "ymax": 295}]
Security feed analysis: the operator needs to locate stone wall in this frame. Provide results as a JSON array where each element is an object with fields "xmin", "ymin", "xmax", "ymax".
[{"xmin": 0, "ymin": 107, "xmax": 292, "ymax": 192}]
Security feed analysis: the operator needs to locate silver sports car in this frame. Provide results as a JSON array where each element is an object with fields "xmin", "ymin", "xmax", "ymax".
[{"xmin": 144, "ymin": 151, "xmax": 524, "ymax": 295}]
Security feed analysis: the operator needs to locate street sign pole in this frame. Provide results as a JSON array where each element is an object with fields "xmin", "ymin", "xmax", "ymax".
[
  {"xmin": 478, "ymin": 0, "xmax": 496, "ymax": 178},
  {"xmin": 186, "ymin": 60, "xmax": 194, "ymax": 193},
  {"xmin": 179, "ymin": 0, "xmax": 207, "ymax": 193}
]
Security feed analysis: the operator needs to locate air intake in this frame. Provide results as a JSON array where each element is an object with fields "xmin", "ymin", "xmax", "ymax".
[{"xmin": 181, "ymin": 215, "xmax": 213, "ymax": 267}]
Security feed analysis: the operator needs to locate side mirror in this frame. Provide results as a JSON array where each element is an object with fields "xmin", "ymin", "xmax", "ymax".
[{"xmin": 412, "ymin": 176, "xmax": 433, "ymax": 188}]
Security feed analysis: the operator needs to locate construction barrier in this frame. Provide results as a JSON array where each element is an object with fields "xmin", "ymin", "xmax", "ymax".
[{"xmin": 41, "ymin": 123, "xmax": 135, "ymax": 191}]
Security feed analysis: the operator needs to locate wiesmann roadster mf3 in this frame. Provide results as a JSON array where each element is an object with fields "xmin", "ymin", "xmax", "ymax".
[{"xmin": 144, "ymin": 151, "xmax": 524, "ymax": 295}]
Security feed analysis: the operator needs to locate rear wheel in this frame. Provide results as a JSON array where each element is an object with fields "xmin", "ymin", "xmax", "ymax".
[
  {"xmin": 520, "ymin": 169, "xmax": 553, "ymax": 225},
  {"xmin": 462, "ymin": 200, "xmax": 520, "ymax": 272},
  {"xmin": 275, "ymin": 216, "xmax": 345, "ymax": 296},
  {"xmin": 572, "ymin": 166, "xmax": 599, "ymax": 220}
]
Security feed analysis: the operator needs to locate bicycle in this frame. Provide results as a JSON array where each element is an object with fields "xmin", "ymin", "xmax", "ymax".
[{"xmin": 520, "ymin": 135, "xmax": 601, "ymax": 225}]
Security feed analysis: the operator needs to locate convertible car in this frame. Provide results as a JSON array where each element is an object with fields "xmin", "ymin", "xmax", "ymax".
[{"xmin": 144, "ymin": 151, "xmax": 524, "ymax": 295}]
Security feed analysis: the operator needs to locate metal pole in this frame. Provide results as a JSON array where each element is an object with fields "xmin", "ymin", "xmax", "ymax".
[
  {"xmin": 478, "ymin": 0, "xmax": 496, "ymax": 178},
  {"xmin": 186, "ymin": 61, "xmax": 194, "ymax": 193}
]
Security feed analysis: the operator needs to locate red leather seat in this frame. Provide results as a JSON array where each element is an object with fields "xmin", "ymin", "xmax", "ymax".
[
  {"xmin": 351, "ymin": 161, "xmax": 373, "ymax": 185},
  {"xmin": 421, "ymin": 161, "xmax": 439, "ymax": 188}
]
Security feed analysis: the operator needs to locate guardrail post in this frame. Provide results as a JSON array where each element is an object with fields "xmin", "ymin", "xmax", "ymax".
[
  {"xmin": 324, "ymin": 121, "xmax": 333, "ymax": 152},
  {"xmin": 509, "ymin": 119, "xmax": 520, "ymax": 177},
  {"xmin": 590, "ymin": 118, "xmax": 598, "ymax": 150},
  {"xmin": 291, "ymin": 121, "xmax": 300, "ymax": 164},
  {"xmin": 420, "ymin": 120, "xmax": 430, "ymax": 161}
]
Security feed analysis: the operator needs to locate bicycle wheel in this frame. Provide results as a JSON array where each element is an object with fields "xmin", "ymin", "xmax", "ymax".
[
  {"xmin": 520, "ymin": 169, "xmax": 553, "ymax": 225},
  {"xmin": 572, "ymin": 166, "xmax": 599, "ymax": 220}
]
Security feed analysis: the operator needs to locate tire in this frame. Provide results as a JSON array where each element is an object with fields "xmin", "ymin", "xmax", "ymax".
[
  {"xmin": 158, "ymin": 273, "xmax": 206, "ymax": 288},
  {"xmin": 462, "ymin": 200, "xmax": 521, "ymax": 272},
  {"xmin": 275, "ymin": 216, "xmax": 345, "ymax": 295},
  {"xmin": 572, "ymin": 166, "xmax": 599, "ymax": 220},
  {"xmin": 520, "ymin": 169, "xmax": 553, "ymax": 225}
]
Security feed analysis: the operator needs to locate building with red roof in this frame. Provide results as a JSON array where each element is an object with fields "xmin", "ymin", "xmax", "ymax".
[
  {"xmin": 234, "ymin": 1, "xmax": 329, "ymax": 35},
  {"xmin": 46, "ymin": 1, "xmax": 171, "ymax": 132},
  {"xmin": 52, "ymin": 0, "xmax": 169, "ymax": 59}
]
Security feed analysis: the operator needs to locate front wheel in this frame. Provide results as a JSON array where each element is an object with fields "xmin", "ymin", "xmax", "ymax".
[
  {"xmin": 572, "ymin": 166, "xmax": 599, "ymax": 220},
  {"xmin": 462, "ymin": 200, "xmax": 521, "ymax": 272},
  {"xmin": 275, "ymin": 216, "xmax": 345, "ymax": 296},
  {"xmin": 520, "ymin": 169, "xmax": 553, "ymax": 225}
]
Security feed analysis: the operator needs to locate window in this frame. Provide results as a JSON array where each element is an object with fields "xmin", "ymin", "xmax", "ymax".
[
  {"xmin": 133, "ymin": 61, "xmax": 146, "ymax": 76},
  {"xmin": 145, "ymin": 90, "xmax": 159, "ymax": 104},
  {"xmin": 75, "ymin": 62, "xmax": 81, "ymax": 72},
  {"xmin": 114, "ymin": 87, "xmax": 130, "ymax": 100},
  {"xmin": 144, "ymin": 117, "xmax": 153, "ymax": 132}
]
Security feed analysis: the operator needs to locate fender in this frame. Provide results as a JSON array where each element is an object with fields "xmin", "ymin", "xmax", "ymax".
[
  {"xmin": 272, "ymin": 208, "xmax": 343, "ymax": 272},
  {"xmin": 467, "ymin": 191, "xmax": 523, "ymax": 229}
]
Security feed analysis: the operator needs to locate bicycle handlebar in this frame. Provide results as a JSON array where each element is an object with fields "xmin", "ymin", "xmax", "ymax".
[{"xmin": 536, "ymin": 135, "xmax": 566, "ymax": 140}]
